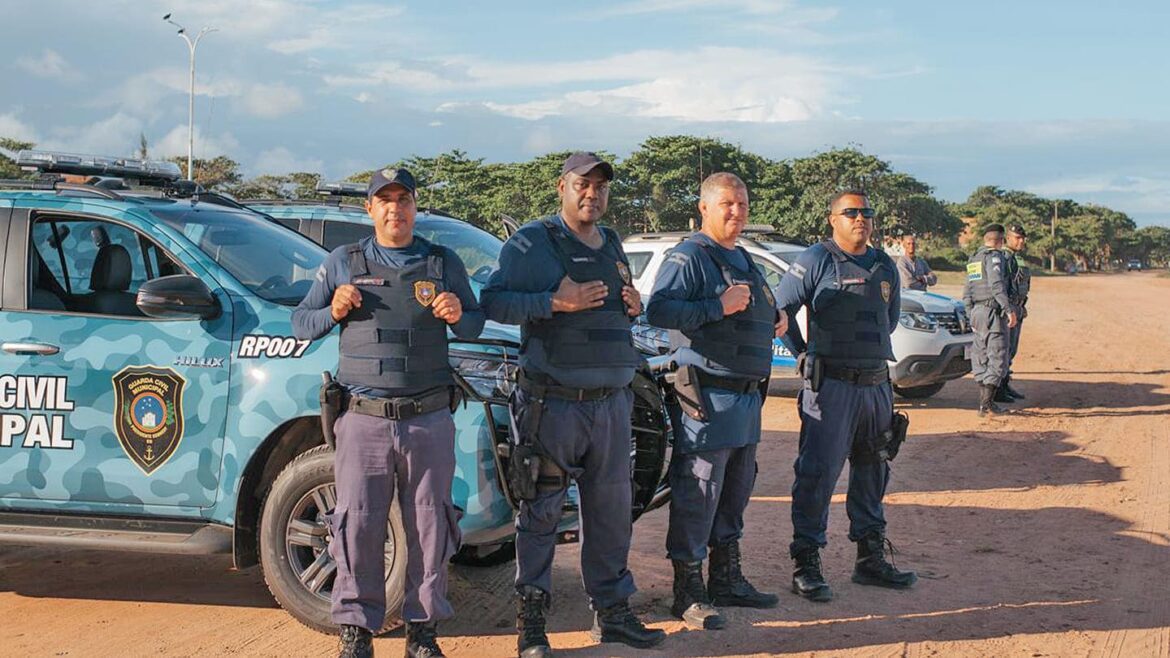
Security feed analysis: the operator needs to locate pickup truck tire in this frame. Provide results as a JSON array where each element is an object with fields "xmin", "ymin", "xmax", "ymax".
[
  {"xmin": 260, "ymin": 444, "xmax": 407, "ymax": 635},
  {"xmin": 893, "ymin": 382, "xmax": 946, "ymax": 399}
]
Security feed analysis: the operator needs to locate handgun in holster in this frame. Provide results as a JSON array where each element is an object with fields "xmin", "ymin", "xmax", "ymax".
[
  {"xmin": 798, "ymin": 352, "xmax": 824, "ymax": 393},
  {"xmin": 319, "ymin": 372, "xmax": 345, "ymax": 450},
  {"xmin": 506, "ymin": 395, "xmax": 568, "ymax": 502},
  {"xmin": 671, "ymin": 364, "xmax": 709, "ymax": 421},
  {"xmin": 881, "ymin": 411, "xmax": 910, "ymax": 461}
]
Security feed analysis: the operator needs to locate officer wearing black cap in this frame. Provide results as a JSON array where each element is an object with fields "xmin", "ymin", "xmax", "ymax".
[
  {"xmin": 293, "ymin": 166, "xmax": 485, "ymax": 658},
  {"xmin": 482, "ymin": 152, "xmax": 666, "ymax": 656},
  {"xmin": 776, "ymin": 189, "xmax": 918, "ymax": 604},
  {"xmin": 1002, "ymin": 224, "xmax": 1030, "ymax": 401},
  {"xmin": 963, "ymin": 223, "xmax": 1019, "ymax": 416},
  {"xmin": 647, "ymin": 172, "xmax": 787, "ymax": 631}
]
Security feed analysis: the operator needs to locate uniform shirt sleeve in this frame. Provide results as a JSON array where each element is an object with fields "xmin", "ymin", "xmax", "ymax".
[
  {"xmin": 645, "ymin": 243, "xmax": 723, "ymax": 330},
  {"xmin": 440, "ymin": 247, "xmax": 485, "ymax": 339},
  {"xmin": 480, "ymin": 223, "xmax": 562, "ymax": 325},
  {"xmin": 292, "ymin": 248, "xmax": 348, "ymax": 341},
  {"xmin": 776, "ymin": 246, "xmax": 823, "ymax": 355},
  {"xmin": 885, "ymin": 257, "xmax": 902, "ymax": 334}
]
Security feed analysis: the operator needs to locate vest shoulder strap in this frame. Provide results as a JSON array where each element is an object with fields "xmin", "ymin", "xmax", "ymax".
[{"xmin": 346, "ymin": 243, "xmax": 368, "ymax": 277}]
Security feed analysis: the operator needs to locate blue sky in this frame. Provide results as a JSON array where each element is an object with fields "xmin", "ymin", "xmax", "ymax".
[{"xmin": 2, "ymin": 0, "xmax": 1167, "ymax": 226}]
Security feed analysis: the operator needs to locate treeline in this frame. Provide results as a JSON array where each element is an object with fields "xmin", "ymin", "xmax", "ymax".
[{"xmin": 3, "ymin": 135, "xmax": 1168, "ymax": 269}]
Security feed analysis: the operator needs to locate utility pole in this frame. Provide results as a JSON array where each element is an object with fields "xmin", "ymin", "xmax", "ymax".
[
  {"xmin": 163, "ymin": 13, "xmax": 217, "ymax": 181},
  {"xmin": 1050, "ymin": 201, "xmax": 1058, "ymax": 272}
]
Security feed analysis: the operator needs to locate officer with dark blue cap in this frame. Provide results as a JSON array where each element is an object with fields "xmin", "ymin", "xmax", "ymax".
[
  {"xmin": 293, "ymin": 166, "xmax": 485, "ymax": 658},
  {"xmin": 482, "ymin": 152, "xmax": 666, "ymax": 656},
  {"xmin": 776, "ymin": 189, "xmax": 918, "ymax": 604},
  {"xmin": 646, "ymin": 172, "xmax": 787, "ymax": 631},
  {"xmin": 963, "ymin": 223, "xmax": 1019, "ymax": 416},
  {"xmin": 1001, "ymin": 224, "xmax": 1030, "ymax": 401}
]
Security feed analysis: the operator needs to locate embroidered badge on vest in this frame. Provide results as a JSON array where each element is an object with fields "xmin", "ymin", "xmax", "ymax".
[
  {"xmin": 414, "ymin": 280, "xmax": 438, "ymax": 306},
  {"xmin": 616, "ymin": 261, "xmax": 631, "ymax": 285},
  {"xmin": 881, "ymin": 280, "xmax": 892, "ymax": 303}
]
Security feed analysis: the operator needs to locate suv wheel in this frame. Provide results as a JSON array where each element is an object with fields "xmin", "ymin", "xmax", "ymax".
[
  {"xmin": 259, "ymin": 444, "xmax": 407, "ymax": 635},
  {"xmin": 892, "ymin": 382, "xmax": 946, "ymax": 399}
]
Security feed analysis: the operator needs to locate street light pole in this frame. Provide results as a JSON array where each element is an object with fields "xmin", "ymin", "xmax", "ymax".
[{"xmin": 163, "ymin": 14, "xmax": 217, "ymax": 181}]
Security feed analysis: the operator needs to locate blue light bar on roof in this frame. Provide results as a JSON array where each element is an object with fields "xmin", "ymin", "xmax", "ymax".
[{"xmin": 16, "ymin": 149, "xmax": 182, "ymax": 182}]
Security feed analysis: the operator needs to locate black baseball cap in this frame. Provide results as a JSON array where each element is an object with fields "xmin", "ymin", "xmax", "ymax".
[
  {"xmin": 1007, "ymin": 224, "xmax": 1028, "ymax": 237},
  {"xmin": 367, "ymin": 167, "xmax": 416, "ymax": 199},
  {"xmin": 983, "ymin": 223, "xmax": 1006, "ymax": 235},
  {"xmin": 561, "ymin": 152, "xmax": 614, "ymax": 180}
]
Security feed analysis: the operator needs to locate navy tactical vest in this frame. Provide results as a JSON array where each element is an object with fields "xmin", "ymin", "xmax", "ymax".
[
  {"xmin": 526, "ymin": 219, "xmax": 641, "ymax": 369},
  {"xmin": 337, "ymin": 238, "xmax": 452, "ymax": 392},
  {"xmin": 679, "ymin": 237, "xmax": 776, "ymax": 379},
  {"xmin": 965, "ymin": 247, "xmax": 998, "ymax": 304},
  {"xmin": 808, "ymin": 240, "xmax": 897, "ymax": 362}
]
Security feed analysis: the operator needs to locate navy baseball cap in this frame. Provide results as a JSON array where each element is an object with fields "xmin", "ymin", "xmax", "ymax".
[
  {"xmin": 367, "ymin": 167, "xmax": 416, "ymax": 199},
  {"xmin": 1007, "ymin": 224, "xmax": 1028, "ymax": 237},
  {"xmin": 561, "ymin": 152, "xmax": 614, "ymax": 180},
  {"xmin": 983, "ymin": 223, "xmax": 1006, "ymax": 235}
]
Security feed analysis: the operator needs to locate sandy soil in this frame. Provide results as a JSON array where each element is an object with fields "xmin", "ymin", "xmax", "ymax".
[{"xmin": 2, "ymin": 272, "xmax": 1168, "ymax": 658}]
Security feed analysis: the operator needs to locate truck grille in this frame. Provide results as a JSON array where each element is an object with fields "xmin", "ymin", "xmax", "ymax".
[{"xmin": 930, "ymin": 310, "xmax": 972, "ymax": 335}]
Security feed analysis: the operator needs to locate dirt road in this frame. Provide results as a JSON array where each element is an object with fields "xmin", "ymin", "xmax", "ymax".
[{"xmin": 3, "ymin": 272, "xmax": 1168, "ymax": 658}]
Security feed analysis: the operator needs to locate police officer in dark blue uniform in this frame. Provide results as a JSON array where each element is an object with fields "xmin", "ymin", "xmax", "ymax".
[
  {"xmin": 776, "ymin": 189, "xmax": 917, "ymax": 603},
  {"xmin": 1002, "ymin": 224, "xmax": 1029, "ymax": 401},
  {"xmin": 646, "ymin": 173, "xmax": 788, "ymax": 631},
  {"xmin": 293, "ymin": 167, "xmax": 485, "ymax": 658},
  {"xmin": 481, "ymin": 153, "xmax": 665, "ymax": 656},
  {"xmin": 963, "ymin": 223, "xmax": 1019, "ymax": 416}
]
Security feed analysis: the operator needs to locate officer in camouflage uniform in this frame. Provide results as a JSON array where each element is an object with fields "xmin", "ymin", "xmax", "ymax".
[
  {"xmin": 293, "ymin": 168, "xmax": 485, "ymax": 658},
  {"xmin": 776, "ymin": 189, "xmax": 917, "ymax": 604},
  {"xmin": 646, "ymin": 173, "xmax": 788, "ymax": 631},
  {"xmin": 1001, "ymin": 224, "xmax": 1030, "ymax": 401},
  {"xmin": 482, "ymin": 153, "xmax": 665, "ymax": 656},
  {"xmin": 963, "ymin": 223, "xmax": 1019, "ymax": 417}
]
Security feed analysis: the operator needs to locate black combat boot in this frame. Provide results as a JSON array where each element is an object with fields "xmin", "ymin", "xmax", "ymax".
[
  {"xmin": 589, "ymin": 600, "xmax": 666, "ymax": 648},
  {"xmin": 978, "ymin": 384, "xmax": 1006, "ymax": 417},
  {"xmin": 852, "ymin": 532, "xmax": 918, "ymax": 589},
  {"xmin": 1003, "ymin": 376, "xmax": 1026, "ymax": 400},
  {"xmin": 338, "ymin": 625, "xmax": 373, "ymax": 658},
  {"xmin": 994, "ymin": 383, "xmax": 1016, "ymax": 403},
  {"xmin": 404, "ymin": 621, "xmax": 444, "ymax": 658},
  {"xmin": 791, "ymin": 546, "xmax": 832, "ymax": 602},
  {"xmin": 708, "ymin": 540, "xmax": 779, "ymax": 609},
  {"xmin": 670, "ymin": 559, "xmax": 725, "ymax": 630},
  {"xmin": 515, "ymin": 586, "xmax": 553, "ymax": 658}
]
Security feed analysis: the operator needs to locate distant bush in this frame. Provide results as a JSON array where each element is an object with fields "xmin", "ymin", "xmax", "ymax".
[{"xmin": 926, "ymin": 247, "xmax": 969, "ymax": 271}]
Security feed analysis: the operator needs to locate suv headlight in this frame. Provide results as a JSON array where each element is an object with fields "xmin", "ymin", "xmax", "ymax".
[
  {"xmin": 898, "ymin": 311, "xmax": 938, "ymax": 332},
  {"xmin": 449, "ymin": 350, "xmax": 517, "ymax": 401}
]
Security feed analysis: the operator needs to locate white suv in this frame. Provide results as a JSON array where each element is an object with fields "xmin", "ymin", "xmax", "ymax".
[{"xmin": 624, "ymin": 229, "xmax": 974, "ymax": 399}]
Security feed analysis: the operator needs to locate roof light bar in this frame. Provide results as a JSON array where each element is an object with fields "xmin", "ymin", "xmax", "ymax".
[
  {"xmin": 316, "ymin": 181, "xmax": 367, "ymax": 198},
  {"xmin": 16, "ymin": 149, "xmax": 182, "ymax": 183}
]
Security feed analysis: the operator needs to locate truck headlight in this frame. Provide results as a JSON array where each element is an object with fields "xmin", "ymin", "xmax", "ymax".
[
  {"xmin": 449, "ymin": 350, "xmax": 517, "ymax": 401},
  {"xmin": 898, "ymin": 311, "xmax": 938, "ymax": 332}
]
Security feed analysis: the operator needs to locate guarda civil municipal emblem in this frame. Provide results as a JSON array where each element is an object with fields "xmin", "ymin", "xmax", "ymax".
[
  {"xmin": 616, "ymin": 261, "xmax": 632, "ymax": 285},
  {"xmin": 881, "ymin": 280, "xmax": 892, "ymax": 303},
  {"xmin": 414, "ymin": 280, "xmax": 438, "ymax": 307},
  {"xmin": 112, "ymin": 365, "xmax": 187, "ymax": 475}
]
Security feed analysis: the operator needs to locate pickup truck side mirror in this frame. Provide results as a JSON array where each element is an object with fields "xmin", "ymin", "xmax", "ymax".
[{"xmin": 136, "ymin": 275, "xmax": 221, "ymax": 320}]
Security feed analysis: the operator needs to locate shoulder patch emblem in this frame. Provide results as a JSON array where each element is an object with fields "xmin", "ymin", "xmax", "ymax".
[
  {"xmin": 616, "ymin": 261, "xmax": 631, "ymax": 285},
  {"xmin": 112, "ymin": 365, "xmax": 186, "ymax": 476},
  {"xmin": 967, "ymin": 262, "xmax": 984, "ymax": 281},
  {"xmin": 881, "ymin": 280, "xmax": 892, "ymax": 303},
  {"xmin": 789, "ymin": 262, "xmax": 807, "ymax": 279},
  {"xmin": 414, "ymin": 280, "xmax": 438, "ymax": 307},
  {"xmin": 510, "ymin": 232, "xmax": 533, "ymax": 254}
]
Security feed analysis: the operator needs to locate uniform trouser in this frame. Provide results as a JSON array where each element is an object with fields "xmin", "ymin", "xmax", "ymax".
[
  {"xmin": 1008, "ymin": 316, "xmax": 1024, "ymax": 376},
  {"xmin": 970, "ymin": 304, "xmax": 1010, "ymax": 386},
  {"xmin": 666, "ymin": 443, "xmax": 758, "ymax": 562},
  {"xmin": 790, "ymin": 377, "xmax": 892, "ymax": 556},
  {"xmin": 512, "ymin": 386, "xmax": 637, "ymax": 609},
  {"xmin": 328, "ymin": 408, "xmax": 461, "ymax": 631}
]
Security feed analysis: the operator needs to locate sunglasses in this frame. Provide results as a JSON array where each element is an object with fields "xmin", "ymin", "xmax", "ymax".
[{"xmin": 838, "ymin": 207, "xmax": 876, "ymax": 219}]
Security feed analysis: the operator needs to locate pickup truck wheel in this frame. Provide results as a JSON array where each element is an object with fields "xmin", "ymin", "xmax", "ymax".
[
  {"xmin": 260, "ymin": 444, "xmax": 407, "ymax": 635},
  {"xmin": 893, "ymin": 382, "xmax": 946, "ymax": 399}
]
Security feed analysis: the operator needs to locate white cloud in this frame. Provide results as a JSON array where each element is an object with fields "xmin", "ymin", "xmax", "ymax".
[
  {"xmin": 35, "ymin": 113, "xmax": 144, "ymax": 156},
  {"xmin": 1026, "ymin": 175, "xmax": 1170, "ymax": 214},
  {"xmin": 155, "ymin": 124, "xmax": 241, "ymax": 160},
  {"xmin": 16, "ymin": 49, "xmax": 76, "ymax": 80},
  {"xmin": 0, "ymin": 112, "xmax": 40, "ymax": 144},
  {"xmin": 251, "ymin": 147, "xmax": 325, "ymax": 175},
  {"xmin": 238, "ymin": 83, "xmax": 304, "ymax": 118}
]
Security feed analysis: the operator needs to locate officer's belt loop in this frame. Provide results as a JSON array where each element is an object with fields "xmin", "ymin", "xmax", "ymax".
[
  {"xmin": 695, "ymin": 370, "xmax": 760, "ymax": 394},
  {"xmin": 345, "ymin": 387, "xmax": 450, "ymax": 420},
  {"xmin": 821, "ymin": 363, "xmax": 890, "ymax": 386},
  {"xmin": 518, "ymin": 370, "xmax": 616, "ymax": 402}
]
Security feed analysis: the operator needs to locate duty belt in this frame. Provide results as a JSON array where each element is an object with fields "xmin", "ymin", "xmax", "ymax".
[
  {"xmin": 518, "ymin": 370, "xmax": 619, "ymax": 402},
  {"xmin": 696, "ymin": 370, "xmax": 761, "ymax": 394},
  {"xmin": 972, "ymin": 299, "xmax": 1001, "ymax": 309},
  {"xmin": 346, "ymin": 387, "xmax": 450, "ymax": 420},
  {"xmin": 822, "ymin": 363, "xmax": 890, "ymax": 386}
]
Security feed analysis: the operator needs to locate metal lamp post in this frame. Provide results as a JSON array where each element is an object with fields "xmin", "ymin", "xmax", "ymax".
[{"xmin": 163, "ymin": 13, "xmax": 217, "ymax": 181}]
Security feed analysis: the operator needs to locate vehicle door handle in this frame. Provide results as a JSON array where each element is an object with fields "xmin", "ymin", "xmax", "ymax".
[{"xmin": 2, "ymin": 342, "xmax": 61, "ymax": 356}]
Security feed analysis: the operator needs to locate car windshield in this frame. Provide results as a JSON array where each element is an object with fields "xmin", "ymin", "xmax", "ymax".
[
  {"xmin": 761, "ymin": 242, "xmax": 805, "ymax": 266},
  {"xmin": 413, "ymin": 217, "xmax": 503, "ymax": 287},
  {"xmin": 150, "ymin": 203, "xmax": 326, "ymax": 305}
]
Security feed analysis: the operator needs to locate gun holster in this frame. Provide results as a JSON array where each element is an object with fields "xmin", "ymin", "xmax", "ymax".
[
  {"xmin": 798, "ymin": 353, "xmax": 824, "ymax": 393},
  {"xmin": 506, "ymin": 395, "xmax": 568, "ymax": 502},
  {"xmin": 851, "ymin": 410, "xmax": 910, "ymax": 465},
  {"xmin": 671, "ymin": 364, "xmax": 709, "ymax": 421},
  {"xmin": 319, "ymin": 372, "xmax": 344, "ymax": 450}
]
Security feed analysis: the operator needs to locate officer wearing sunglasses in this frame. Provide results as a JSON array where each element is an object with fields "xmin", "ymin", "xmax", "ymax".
[{"xmin": 775, "ymin": 189, "xmax": 917, "ymax": 604}]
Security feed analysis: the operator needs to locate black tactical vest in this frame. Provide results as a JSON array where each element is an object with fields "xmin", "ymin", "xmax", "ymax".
[
  {"xmin": 965, "ymin": 247, "xmax": 998, "ymax": 304},
  {"xmin": 337, "ymin": 238, "xmax": 452, "ymax": 392},
  {"xmin": 526, "ymin": 219, "xmax": 641, "ymax": 369},
  {"xmin": 808, "ymin": 240, "xmax": 897, "ymax": 362},
  {"xmin": 680, "ymin": 238, "xmax": 775, "ymax": 379}
]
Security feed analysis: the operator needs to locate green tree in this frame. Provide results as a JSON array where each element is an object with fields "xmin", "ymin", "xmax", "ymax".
[
  {"xmin": 0, "ymin": 137, "xmax": 36, "ymax": 179},
  {"xmin": 169, "ymin": 155, "xmax": 242, "ymax": 191}
]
